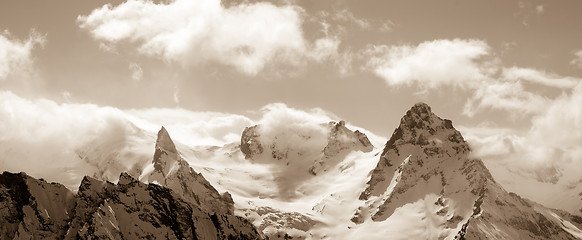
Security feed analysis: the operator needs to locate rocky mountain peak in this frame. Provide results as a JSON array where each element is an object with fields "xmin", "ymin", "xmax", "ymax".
[
  {"xmin": 155, "ymin": 126, "xmax": 177, "ymax": 154},
  {"xmin": 152, "ymin": 126, "xmax": 181, "ymax": 177},
  {"xmin": 241, "ymin": 125, "xmax": 263, "ymax": 159},
  {"xmin": 399, "ymin": 102, "xmax": 453, "ymax": 131},
  {"xmin": 324, "ymin": 120, "xmax": 373, "ymax": 158},
  {"xmin": 147, "ymin": 126, "xmax": 236, "ymax": 215}
]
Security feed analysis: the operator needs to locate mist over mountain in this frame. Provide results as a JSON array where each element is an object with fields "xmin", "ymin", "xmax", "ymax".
[{"xmin": 1, "ymin": 103, "xmax": 581, "ymax": 239}]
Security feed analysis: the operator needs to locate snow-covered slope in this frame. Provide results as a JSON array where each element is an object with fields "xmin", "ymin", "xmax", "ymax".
[
  {"xmin": 185, "ymin": 103, "xmax": 582, "ymax": 239},
  {"xmin": 142, "ymin": 127, "xmax": 234, "ymax": 215},
  {"xmin": 0, "ymin": 128, "xmax": 262, "ymax": 239},
  {"xmin": 356, "ymin": 103, "xmax": 582, "ymax": 239},
  {"xmin": 2, "ymin": 102, "xmax": 581, "ymax": 239}
]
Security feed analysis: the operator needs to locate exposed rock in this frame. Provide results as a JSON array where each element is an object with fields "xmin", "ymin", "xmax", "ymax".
[
  {"xmin": 357, "ymin": 102, "xmax": 581, "ymax": 239},
  {"xmin": 0, "ymin": 172, "xmax": 75, "ymax": 240},
  {"xmin": 147, "ymin": 127, "xmax": 235, "ymax": 215},
  {"xmin": 241, "ymin": 125, "xmax": 264, "ymax": 159}
]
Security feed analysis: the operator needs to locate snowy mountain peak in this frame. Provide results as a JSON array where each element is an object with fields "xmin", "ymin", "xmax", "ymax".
[
  {"xmin": 155, "ymin": 126, "xmax": 177, "ymax": 154},
  {"xmin": 152, "ymin": 126, "xmax": 181, "ymax": 177},
  {"xmin": 353, "ymin": 103, "xmax": 582, "ymax": 239},
  {"xmin": 146, "ymin": 126, "xmax": 236, "ymax": 215},
  {"xmin": 323, "ymin": 120, "xmax": 373, "ymax": 158}
]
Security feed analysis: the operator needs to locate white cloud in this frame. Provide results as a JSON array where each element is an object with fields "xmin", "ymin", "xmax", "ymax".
[
  {"xmin": 363, "ymin": 39, "xmax": 492, "ymax": 89},
  {"xmin": 129, "ymin": 62, "xmax": 143, "ymax": 82},
  {"xmin": 570, "ymin": 50, "xmax": 582, "ymax": 68},
  {"xmin": 0, "ymin": 90, "xmax": 258, "ymax": 189},
  {"xmin": 332, "ymin": 9, "xmax": 372, "ymax": 30},
  {"xmin": 364, "ymin": 38, "xmax": 582, "ymax": 117},
  {"xmin": 0, "ymin": 30, "xmax": 45, "ymax": 81},
  {"xmin": 173, "ymin": 85, "xmax": 180, "ymax": 104},
  {"xmin": 1, "ymin": 91, "xmax": 386, "ymax": 192},
  {"xmin": 0, "ymin": 91, "xmax": 152, "ymax": 189},
  {"xmin": 256, "ymin": 103, "xmax": 337, "ymax": 157},
  {"xmin": 461, "ymin": 82, "xmax": 582, "ymax": 179},
  {"xmin": 536, "ymin": 5, "xmax": 544, "ymax": 15},
  {"xmin": 463, "ymin": 80, "xmax": 550, "ymax": 117},
  {"xmin": 501, "ymin": 67, "xmax": 580, "ymax": 88},
  {"xmin": 126, "ymin": 108, "xmax": 254, "ymax": 147},
  {"xmin": 78, "ymin": 0, "xmax": 315, "ymax": 75}
]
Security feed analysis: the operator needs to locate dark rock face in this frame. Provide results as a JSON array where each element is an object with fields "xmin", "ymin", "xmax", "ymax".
[
  {"xmin": 241, "ymin": 125, "xmax": 264, "ymax": 159},
  {"xmin": 0, "ymin": 171, "xmax": 261, "ymax": 240},
  {"xmin": 0, "ymin": 172, "xmax": 75, "ymax": 240}
]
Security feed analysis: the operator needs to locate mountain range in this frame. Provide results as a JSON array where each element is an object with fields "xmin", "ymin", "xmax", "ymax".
[{"xmin": 1, "ymin": 103, "xmax": 581, "ymax": 239}]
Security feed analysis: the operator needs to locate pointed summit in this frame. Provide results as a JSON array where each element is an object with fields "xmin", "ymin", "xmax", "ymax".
[
  {"xmin": 398, "ymin": 102, "xmax": 453, "ymax": 132},
  {"xmin": 156, "ymin": 126, "xmax": 177, "ymax": 154},
  {"xmin": 152, "ymin": 127, "xmax": 180, "ymax": 176},
  {"xmin": 146, "ymin": 126, "xmax": 236, "ymax": 215}
]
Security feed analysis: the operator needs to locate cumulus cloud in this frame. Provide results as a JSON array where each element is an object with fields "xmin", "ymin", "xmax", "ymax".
[
  {"xmin": 571, "ymin": 50, "xmax": 582, "ymax": 68},
  {"xmin": 256, "ymin": 103, "xmax": 337, "ymax": 158},
  {"xmin": 463, "ymin": 80, "xmax": 550, "ymax": 117},
  {"xmin": 364, "ymin": 38, "xmax": 582, "ymax": 117},
  {"xmin": 78, "ymin": 0, "xmax": 344, "ymax": 75},
  {"xmin": 0, "ymin": 91, "xmax": 253, "ymax": 189},
  {"xmin": 127, "ymin": 108, "xmax": 253, "ymax": 147},
  {"xmin": 0, "ymin": 30, "xmax": 45, "ymax": 81},
  {"xmin": 0, "ymin": 91, "xmax": 152, "ymax": 189},
  {"xmin": 128, "ymin": 62, "xmax": 143, "ymax": 82},
  {"xmin": 461, "ymin": 82, "xmax": 582, "ymax": 181},
  {"xmin": 363, "ymin": 39, "xmax": 492, "ymax": 89},
  {"xmin": 500, "ymin": 67, "xmax": 580, "ymax": 88},
  {"xmin": 2, "ymin": 90, "xmax": 383, "ymax": 193}
]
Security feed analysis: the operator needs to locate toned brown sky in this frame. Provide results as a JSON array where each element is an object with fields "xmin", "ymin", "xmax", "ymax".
[{"xmin": 1, "ymin": 0, "xmax": 582, "ymax": 176}]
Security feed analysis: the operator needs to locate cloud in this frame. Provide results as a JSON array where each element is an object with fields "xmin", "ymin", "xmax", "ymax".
[
  {"xmin": 0, "ymin": 29, "xmax": 45, "ymax": 81},
  {"xmin": 129, "ymin": 62, "xmax": 143, "ymax": 82},
  {"xmin": 461, "ymin": 82, "xmax": 582, "ymax": 181},
  {"xmin": 363, "ymin": 39, "xmax": 492, "ymax": 89},
  {"xmin": 463, "ymin": 80, "xmax": 550, "ymax": 117},
  {"xmin": 256, "ymin": 103, "xmax": 337, "ymax": 157},
  {"xmin": 0, "ymin": 91, "xmax": 255, "ymax": 189},
  {"xmin": 536, "ymin": 5, "xmax": 544, "ymax": 15},
  {"xmin": 78, "ymin": 0, "xmax": 324, "ymax": 75},
  {"xmin": 364, "ymin": 38, "xmax": 582, "ymax": 117},
  {"xmin": 2, "ymin": 90, "xmax": 383, "ymax": 192},
  {"xmin": 126, "ymin": 108, "xmax": 254, "ymax": 147},
  {"xmin": 500, "ymin": 67, "xmax": 580, "ymax": 88},
  {"xmin": 517, "ymin": 2, "xmax": 544, "ymax": 26},
  {"xmin": 321, "ymin": 9, "xmax": 394, "ymax": 32},
  {"xmin": 571, "ymin": 50, "xmax": 582, "ymax": 68},
  {"xmin": 0, "ymin": 91, "xmax": 152, "ymax": 189}
]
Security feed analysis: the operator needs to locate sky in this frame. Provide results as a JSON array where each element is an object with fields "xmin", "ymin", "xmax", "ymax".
[{"xmin": 1, "ymin": 0, "xmax": 582, "ymax": 183}]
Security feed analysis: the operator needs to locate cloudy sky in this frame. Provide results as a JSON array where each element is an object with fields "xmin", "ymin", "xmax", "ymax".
[{"xmin": 1, "ymin": 0, "xmax": 582, "ymax": 182}]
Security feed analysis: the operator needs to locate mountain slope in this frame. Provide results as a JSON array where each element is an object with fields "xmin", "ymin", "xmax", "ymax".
[
  {"xmin": 356, "ymin": 103, "xmax": 582, "ymax": 239},
  {"xmin": 0, "ymin": 127, "xmax": 262, "ymax": 239},
  {"xmin": 143, "ymin": 127, "xmax": 234, "ymax": 215}
]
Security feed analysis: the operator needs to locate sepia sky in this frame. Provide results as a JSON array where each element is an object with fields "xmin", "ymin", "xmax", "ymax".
[{"xmin": 1, "ymin": 0, "xmax": 582, "ymax": 175}]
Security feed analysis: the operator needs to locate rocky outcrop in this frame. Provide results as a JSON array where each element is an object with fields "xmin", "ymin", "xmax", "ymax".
[
  {"xmin": 0, "ymin": 171, "xmax": 261, "ymax": 240},
  {"xmin": 0, "ymin": 172, "xmax": 75, "ymax": 240},
  {"xmin": 322, "ymin": 120, "xmax": 373, "ymax": 158},
  {"xmin": 241, "ymin": 125, "xmax": 264, "ymax": 159}
]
